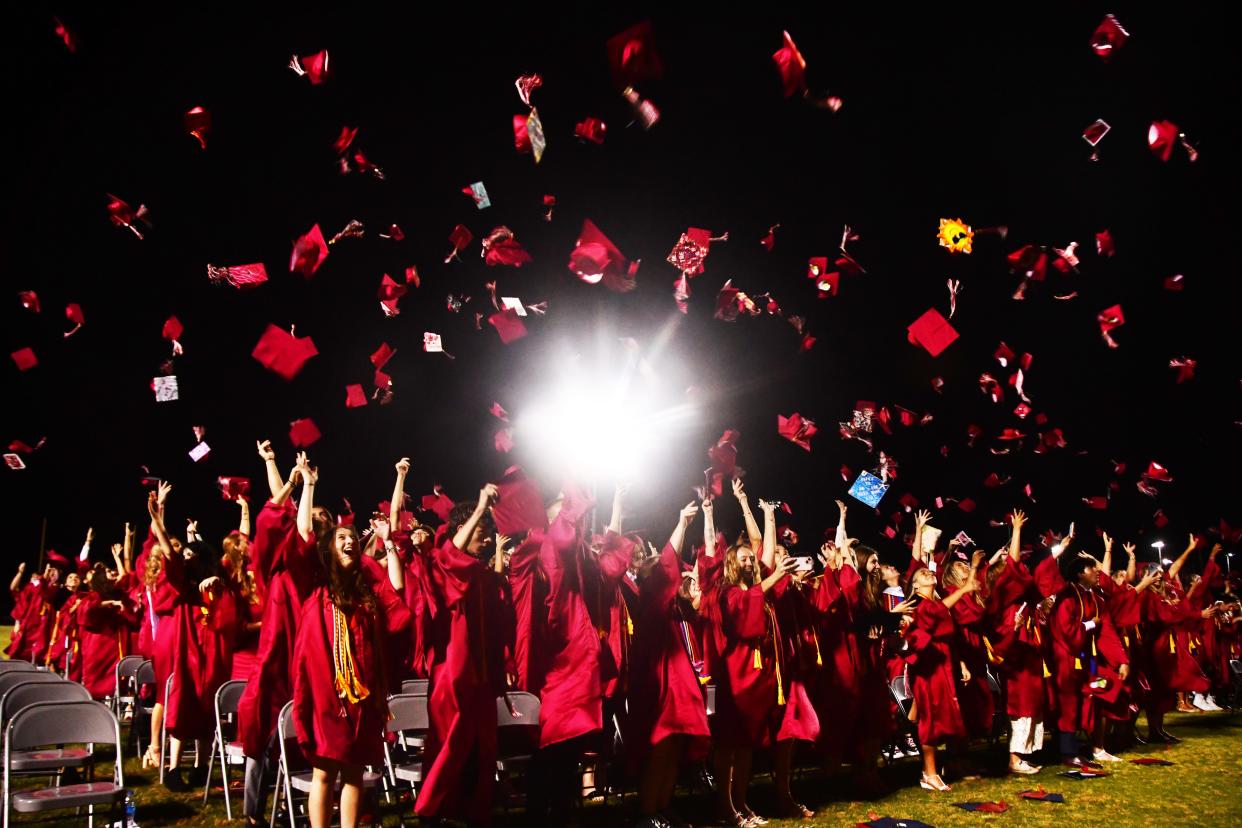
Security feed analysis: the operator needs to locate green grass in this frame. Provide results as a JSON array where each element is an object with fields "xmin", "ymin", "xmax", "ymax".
[{"xmin": 4, "ymin": 623, "xmax": 1240, "ymax": 826}]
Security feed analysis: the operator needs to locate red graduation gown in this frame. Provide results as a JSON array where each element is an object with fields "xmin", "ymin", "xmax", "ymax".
[
  {"xmin": 506, "ymin": 533, "xmax": 548, "ymax": 693},
  {"xmin": 77, "ymin": 591, "xmax": 140, "ymax": 698},
  {"xmin": 585, "ymin": 532, "xmax": 638, "ymax": 701},
  {"xmin": 1141, "ymin": 590, "xmax": 1209, "ymax": 713},
  {"xmin": 947, "ymin": 588, "xmax": 995, "ymax": 737},
  {"xmin": 905, "ymin": 598, "xmax": 968, "ymax": 746},
  {"xmin": 624, "ymin": 543, "xmax": 710, "ymax": 764},
  {"xmin": 416, "ymin": 539, "xmax": 512, "ymax": 823},
  {"xmin": 537, "ymin": 502, "xmax": 603, "ymax": 748},
  {"xmin": 291, "ymin": 556, "xmax": 411, "ymax": 766},
  {"xmin": 708, "ymin": 577, "xmax": 781, "ymax": 749},
  {"xmin": 6, "ymin": 579, "xmax": 59, "ymax": 662},
  {"xmin": 808, "ymin": 567, "xmax": 867, "ymax": 756},
  {"xmin": 237, "ymin": 500, "xmax": 314, "ymax": 758},
  {"xmin": 43, "ymin": 592, "xmax": 84, "ymax": 675},
  {"xmin": 1049, "ymin": 584, "xmax": 1128, "ymax": 733},
  {"xmin": 985, "ymin": 560, "xmax": 1045, "ymax": 720},
  {"xmin": 768, "ymin": 577, "xmax": 821, "ymax": 745}
]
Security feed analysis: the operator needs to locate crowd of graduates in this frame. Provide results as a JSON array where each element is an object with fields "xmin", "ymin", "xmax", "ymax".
[{"xmin": 6, "ymin": 441, "xmax": 1240, "ymax": 828}]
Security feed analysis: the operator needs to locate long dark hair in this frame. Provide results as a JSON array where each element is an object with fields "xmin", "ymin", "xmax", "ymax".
[
  {"xmin": 319, "ymin": 524, "xmax": 376, "ymax": 615},
  {"xmin": 855, "ymin": 545, "xmax": 883, "ymax": 611}
]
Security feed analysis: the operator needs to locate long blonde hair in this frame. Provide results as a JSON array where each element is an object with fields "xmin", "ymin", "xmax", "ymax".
[{"xmin": 722, "ymin": 541, "xmax": 756, "ymax": 587}]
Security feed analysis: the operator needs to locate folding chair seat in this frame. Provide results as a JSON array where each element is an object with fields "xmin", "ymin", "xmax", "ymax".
[
  {"xmin": 383, "ymin": 693, "xmax": 430, "ymax": 792},
  {"xmin": 203, "ymin": 679, "xmax": 248, "ymax": 819},
  {"xmin": 113, "ymin": 654, "xmax": 145, "ymax": 718},
  {"xmin": 1, "ymin": 680, "xmax": 92, "ymax": 770},
  {"xmin": 3, "ymin": 700, "xmax": 124, "ymax": 828},
  {"xmin": 400, "ymin": 678, "xmax": 429, "ymax": 696}
]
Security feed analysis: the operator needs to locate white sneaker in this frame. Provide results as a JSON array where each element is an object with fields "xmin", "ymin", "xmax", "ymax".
[
  {"xmin": 1203, "ymin": 695, "xmax": 1223, "ymax": 711},
  {"xmin": 1192, "ymin": 693, "xmax": 1213, "ymax": 711},
  {"xmin": 1092, "ymin": 748, "xmax": 1122, "ymax": 762},
  {"xmin": 1009, "ymin": 759, "xmax": 1042, "ymax": 775}
]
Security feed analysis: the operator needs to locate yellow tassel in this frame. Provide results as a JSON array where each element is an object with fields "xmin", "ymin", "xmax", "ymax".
[
  {"xmin": 1075, "ymin": 657, "xmax": 1082, "ymax": 670},
  {"xmin": 1091, "ymin": 637, "xmax": 1097, "ymax": 657},
  {"xmin": 753, "ymin": 648, "xmax": 762, "ymax": 670},
  {"xmin": 1169, "ymin": 635, "xmax": 1176, "ymax": 655},
  {"xmin": 627, "ymin": 615, "xmax": 634, "ymax": 636},
  {"xmin": 984, "ymin": 636, "xmax": 1002, "ymax": 665},
  {"xmin": 812, "ymin": 628, "xmax": 823, "ymax": 666},
  {"xmin": 699, "ymin": 675, "xmax": 711, "ymax": 685},
  {"xmin": 777, "ymin": 684, "xmax": 786, "ymax": 706},
  {"xmin": 1043, "ymin": 661, "xmax": 1051, "ymax": 678}
]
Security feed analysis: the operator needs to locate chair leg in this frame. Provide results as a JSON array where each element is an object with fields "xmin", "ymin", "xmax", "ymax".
[
  {"xmin": 204, "ymin": 733, "xmax": 218, "ymax": 806},
  {"xmin": 221, "ymin": 740, "xmax": 233, "ymax": 820},
  {"xmin": 269, "ymin": 763, "xmax": 283, "ymax": 828},
  {"xmin": 284, "ymin": 762, "xmax": 298, "ymax": 828}
]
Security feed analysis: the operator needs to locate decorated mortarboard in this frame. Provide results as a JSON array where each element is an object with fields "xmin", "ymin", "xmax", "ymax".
[
  {"xmin": 488, "ymin": 309, "xmax": 528, "ymax": 345},
  {"xmin": 378, "ymin": 274, "xmax": 406, "ymax": 317},
  {"xmin": 188, "ymin": 442, "xmax": 211, "ymax": 462},
  {"xmin": 907, "ymin": 308, "xmax": 959, "ymax": 357},
  {"xmin": 953, "ymin": 801, "xmax": 1009, "ymax": 813},
  {"xmin": 288, "ymin": 418, "xmax": 321, "ymax": 448},
  {"xmin": 464, "ymin": 181, "xmax": 491, "ymax": 210},
  {"xmin": 153, "ymin": 375, "xmax": 179, "ymax": 402},
  {"xmin": 773, "ymin": 30, "xmax": 807, "ymax": 97},
  {"xmin": 1090, "ymin": 14, "xmax": 1129, "ymax": 61},
  {"xmin": 4, "ymin": 454, "xmax": 27, "ymax": 470},
  {"xmin": 848, "ymin": 471, "xmax": 889, "ymax": 508},
  {"xmin": 667, "ymin": 227, "xmax": 725, "ymax": 277},
  {"xmin": 1130, "ymin": 757, "xmax": 1174, "ymax": 766},
  {"xmin": 1083, "ymin": 118, "xmax": 1111, "ymax": 147},
  {"xmin": 482, "ymin": 226, "xmax": 533, "ymax": 268},
  {"xmin": 289, "ymin": 224, "xmax": 329, "ymax": 277},
  {"xmin": 937, "ymin": 217, "xmax": 973, "ymax": 254},
  {"xmin": 1059, "ymin": 768, "xmax": 1108, "ymax": 780},
  {"xmin": 207, "ymin": 262, "xmax": 268, "ymax": 289}
]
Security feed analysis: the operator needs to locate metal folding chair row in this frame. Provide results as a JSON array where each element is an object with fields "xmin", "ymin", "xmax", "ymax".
[
  {"xmin": 3, "ymin": 700, "xmax": 125, "ymax": 828},
  {"xmin": 202, "ymin": 679, "xmax": 248, "ymax": 819}
]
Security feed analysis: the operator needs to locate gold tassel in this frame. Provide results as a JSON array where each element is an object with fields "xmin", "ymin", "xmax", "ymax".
[
  {"xmin": 1091, "ymin": 637, "xmax": 1097, "ymax": 657},
  {"xmin": 1124, "ymin": 634, "xmax": 1130, "ymax": 648},
  {"xmin": 1075, "ymin": 657, "xmax": 1082, "ymax": 670},
  {"xmin": 984, "ymin": 636, "xmax": 1002, "ymax": 665},
  {"xmin": 331, "ymin": 604, "xmax": 370, "ymax": 705},
  {"xmin": 1043, "ymin": 660, "xmax": 1051, "ymax": 678},
  {"xmin": 813, "ymin": 629, "xmax": 823, "ymax": 667},
  {"xmin": 1169, "ymin": 635, "xmax": 1176, "ymax": 655},
  {"xmin": 627, "ymin": 615, "xmax": 634, "ymax": 636},
  {"xmin": 753, "ymin": 648, "xmax": 762, "ymax": 670}
]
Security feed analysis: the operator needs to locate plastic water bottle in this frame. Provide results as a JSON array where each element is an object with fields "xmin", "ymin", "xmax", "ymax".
[{"xmin": 125, "ymin": 790, "xmax": 138, "ymax": 828}]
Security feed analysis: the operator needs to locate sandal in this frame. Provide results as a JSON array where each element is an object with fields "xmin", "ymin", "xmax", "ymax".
[
  {"xmin": 920, "ymin": 772, "xmax": 952, "ymax": 792},
  {"xmin": 777, "ymin": 799, "xmax": 815, "ymax": 820},
  {"xmin": 141, "ymin": 745, "xmax": 162, "ymax": 770}
]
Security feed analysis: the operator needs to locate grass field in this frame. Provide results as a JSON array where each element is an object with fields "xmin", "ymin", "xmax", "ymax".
[{"xmin": 4, "ymin": 625, "xmax": 1240, "ymax": 827}]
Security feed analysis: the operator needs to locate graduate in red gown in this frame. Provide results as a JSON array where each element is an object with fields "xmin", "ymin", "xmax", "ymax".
[
  {"xmin": 983, "ymin": 511, "xmax": 1049, "ymax": 774},
  {"xmin": 1098, "ymin": 534, "xmax": 1161, "ymax": 746},
  {"xmin": 626, "ymin": 502, "xmax": 711, "ymax": 828},
  {"xmin": 221, "ymin": 495, "xmax": 264, "ymax": 681},
  {"xmin": 43, "ymin": 567, "xmax": 85, "ymax": 677},
  {"xmin": 6, "ymin": 556, "xmax": 66, "ymax": 664},
  {"xmin": 76, "ymin": 563, "xmax": 140, "ymax": 698},
  {"xmin": 903, "ymin": 558, "xmax": 978, "ymax": 792},
  {"xmin": 1049, "ymin": 550, "xmax": 1130, "ymax": 767},
  {"xmin": 289, "ymin": 451, "xmax": 412, "ymax": 828},
  {"xmin": 237, "ymin": 441, "xmax": 317, "ymax": 827},
  {"xmin": 939, "ymin": 550, "xmax": 995, "ymax": 746},
  {"xmin": 145, "ymin": 484, "xmax": 240, "ymax": 792},
  {"xmin": 415, "ymin": 483, "xmax": 512, "ymax": 826}
]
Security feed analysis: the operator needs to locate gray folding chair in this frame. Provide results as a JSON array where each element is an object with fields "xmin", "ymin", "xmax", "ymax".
[
  {"xmin": 400, "ymin": 678, "xmax": 429, "ymax": 696},
  {"xmin": 1, "ymin": 679, "xmax": 90, "ymax": 727},
  {"xmin": 0, "ymin": 671, "xmax": 62, "ymax": 713},
  {"xmin": 495, "ymin": 691, "xmax": 541, "ymax": 812},
  {"xmin": 132, "ymin": 660, "xmax": 155, "ymax": 760},
  {"xmin": 270, "ymin": 701, "xmax": 381, "ymax": 828},
  {"xmin": 382, "ymin": 693, "xmax": 430, "ymax": 798},
  {"xmin": 3, "ymin": 700, "xmax": 124, "ymax": 828},
  {"xmin": 203, "ymin": 679, "xmax": 248, "ymax": 819},
  {"xmin": 112, "ymin": 654, "xmax": 145, "ymax": 718},
  {"xmin": 0, "ymin": 663, "xmax": 36, "ymax": 675}
]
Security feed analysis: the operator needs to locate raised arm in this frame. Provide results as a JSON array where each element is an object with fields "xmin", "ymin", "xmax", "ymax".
[
  {"xmin": 732, "ymin": 478, "xmax": 762, "ymax": 551},
  {"xmin": 147, "ymin": 483, "xmax": 174, "ymax": 558},
  {"xmin": 10, "ymin": 562, "xmax": 26, "ymax": 595},
  {"xmin": 942, "ymin": 565, "xmax": 980, "ymax": 610},
  {"xmin": 372, "ymin": 516, "xmax": 404, "ymax": 591},
  {"xmin": 452, "ymin": 484, "xmax": 498, "ymax": 552},
  {"xmin": 759, "ymin": 499, "xmax": 777, "ymax": 570},
  {"xmin": 390, "ymin": 457, "xmax": 410, "ymax": 528},
  {"xmin": 834, "ymin": 499, "xmax": 849, "ymax": 549},
  {"xmin": 257, "ymin": 439, "xmax": 284, "ymax": 500},
  {"xmin": 80, "ymin": 527, "xmax": 93, "ymax": 565},
  {"xmin": 1124, "ymin": 542, "xmax": 1137, "ymax": 583},
  {"xmin": 607, "ymin": 483, "xmax": 627, "ymax": 535},
  {"xmin": 912, "ymin": 509, "xmax": 931, "ymax": 564},
  {"xmin": 702, "ymin": 497, "xmax": 716, "ymax": 557},
  {"xmin": 1100, "ymin": 531, "xmax": 1114, "ymax": 577},
  {"xmin": 1168, "ymin": 533, "xmax": 1197, "ymax": 581},
  {"xmin": 667, "ymin": 501, "xmax": 699, "ymax": 557},
  {"xmin": 1008, "ymin": 510, "xmax": 1025, "ymax": 562},
  {"xmin": 122, "ymin": 523, "xmax": 134, "ymax": 574},
  {"xmin": 294, "ymin": 452, "xmax": 318, "ymax": 542},
  {"xmin": 237, "ymin": 496, "xmax": 251, "ymax": 537}
]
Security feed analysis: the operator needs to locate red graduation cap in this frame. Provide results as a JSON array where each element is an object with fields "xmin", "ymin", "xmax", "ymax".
[
  {"xmin": 1083, "ymin": 495, "xmax": 1108, "ymax": 510},
  {"xmin": 11, "ymin": 347, "xmax": 36, "ymax": 371},
  {"xmin": 370, "ymin": 342, "xmax": 395, "ymax": 370},
  {"xmin": 446, "ymin": 224, "xmax": 473, "ymax": 262},
  {"xmin": 45, "ymin": 549, "xmax": 70, "ymax": 570},
  {"xmin": 494, "ymin": 428, "xmax": 514, "ymax": 453},
  {"xmin": 18, "ymin": 291, "xmax": 40, "ymax": 313},
  {"xmin": 605, "ymin": 20, "xmax": 663, "ymax": 89},
  {"xmin": 288, "ymin": 418, "xmax": 321, "ymax": 448},
  {"xmin": 289, "ymin": 224, "xmax": 329, "ymax": 277},
  {"xmin": 217, "ymin": 476, "xmax": 250, "ymax": 500},
  {"xmin": 64, "ymin": 303, "xmax": 84, "ymax": 335},
  {"xmin": 207, "ymin": 262, "xmax": 268, "ymax": 289},
  {"xmin": 1143, "ymin": 461, "xmax": 1173, "ymax": 482},
  {"xmin": 1169, "ymin": 357, "xmax": 1196, "ymax": 383},
  {"xmin": 482, "ymin": 226, "xmax": 533, "ymax": 268},
  {"xmin": 1095, "ymin": 229, "xmax": 1115, "ymax": 257},
  {"xmin": 488, "ymin": 309, "xmax": 528, "ymax": 344},
  {"xmin": 513, "ymin": 114, "xmax": 533, "ymax": 154},
  {"xmin": 252, "ymin": 324, "xmax": 318, "ymax": 380},
  {"xmin": 344, "ymin": 384, "xmax": 368, "ymax": 408},
  {"xmin": 574, "ymin": 117, "xmax": 607, "ymax": 144},
  {"xmin": 291, "ymin": 50, "xmax": 330, "ymax": 84},
  {"xmin": 491, "ymin": 467, "xmax": 548, "ymax": 536},
  {"xmin": 907, "ymin": 308, "xmax": 959, "ymax": 357},
  {"xmin": 1090, "ymin": 14, "xmax": 1129, "ymax": 62},
  {"xmin": 420, "ymin": 485, "xmax": 454, "ymax": 523},
  {"xmin": 184, "ymin": 106, "xmax": 211, "ymax": 148},
  {"xmin": 1148, "ymin": 120, "xmax": 1179, "ymax": 162},
  {"xmin": 569, "ymin": 219, "xmax": 635, "ymax": 292},
  {"xmin": 490, "ymin": 402, "xmax": 509, "ymax": 422},
  {"xmin": 378, "ymin": 274, "xmax": 406, "ymax": 317},
  {"xmin": 773, "ymin": 30, "xmax": 807, "ymax": 97},
  {"xmin": 162, "ymin": 316, "xmax": 183, "ymax": 342},
  {"xmin": 1164, "ymin": 274, "xmax": 1185, "ymax": 291},
  {"xmin": 1097, "ymin": 304, "xmax": 1125, "ymax": 348},
  {"xmin": 777, "ymin": 412, "xmax": 818, "ymax": 451}
]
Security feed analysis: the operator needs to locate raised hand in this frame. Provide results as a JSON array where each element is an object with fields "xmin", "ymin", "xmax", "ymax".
[
  {"xmin": 1210, "ymin": 543, "xmax": 1223, "ymax": 560},
  {"xmin": 370, "ymin": 516, "xmax": 391, "ymax": 542},
  {"xmin": 835, "ymin": 499, "xmax": 847, "ymax": 516},
  {"xmin": 295, "ymin": 452, "xmax": 318, "ymax": 485},
  {"xmin": 186, "ymin": 518, "xmax": 199, "ymax": 537},
  {"xmin": 914, "ymin": 509, "xmax": 932, "ymax": 528},
  {"xmin": 1009, "ymin": 510, "xmax": 1026, "ymax": 529},
  {"xmin": 701, "ymin": 497, "xmax": 713, "ymax": 515},
  {"xmin": 257, "ymin": 439, "xmax": 276, "ymax": 462},
  {"xmin": 971, "ymin": 550, "xmax": 986, "ymax": 569},
  {"xmin": 890, "ymin": 598, "xmax": 915, "ymax": 615},
  {"xmin": 1187, "ymin": 533, "xmax": 1199, "ymax": 549},
  {"xmin": 679, "ymin": 502, "xmax": 700, "ymax": 524},
  {"xmin": 758, "ymin": 499, "xmax": 778, "ymax": 514},
  {"xmin": 395, "ymin": 457, "xmax": 411, "ymax": 476},
  {"xmin": 1102, "ymin": 532, "xmax": 1113, "ymax": 553},
  {"xmin": 1122, "ymin": 542, "xmax": 1136, "ymax": 557},
  {"xmin": 85, "ymin": 527, "xmax": 94, "ymax": 545},
  {"xmin": 731, "ymin": 477, "xmax": 746, "ymax": 502},
  {"xmin": 156, "ymin": 480, "xmax": 173, "ymax": 508}
]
